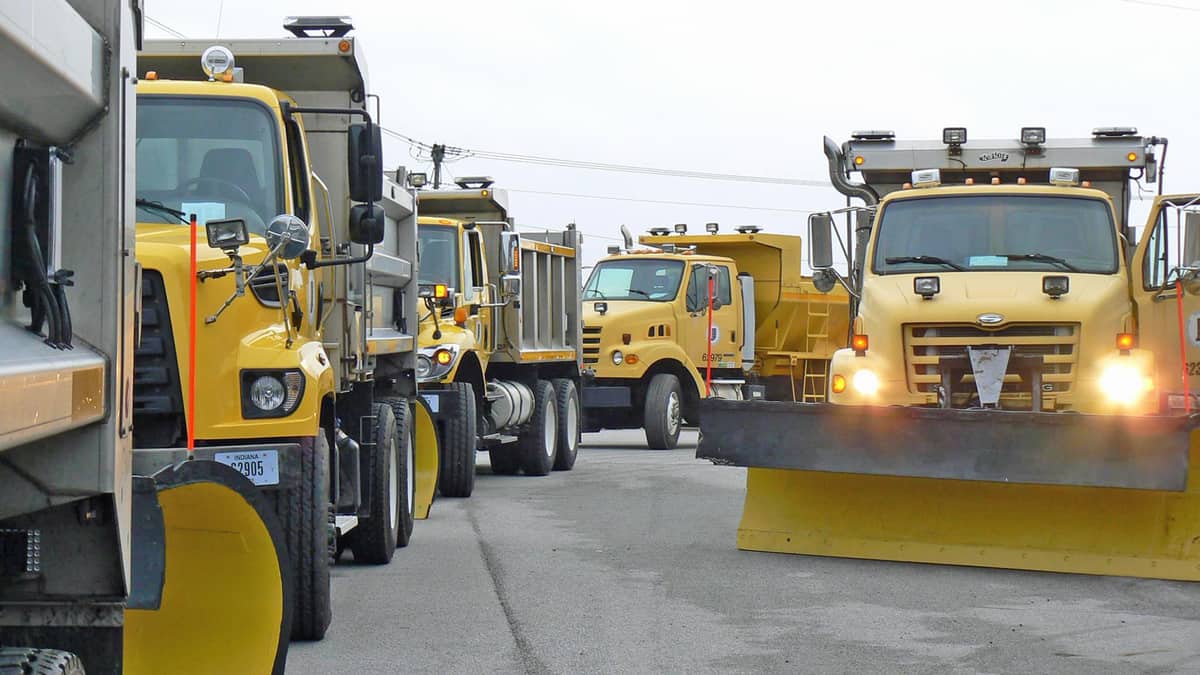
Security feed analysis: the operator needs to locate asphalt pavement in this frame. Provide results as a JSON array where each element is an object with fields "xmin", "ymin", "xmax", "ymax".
[{"xmin": 288, "ymin": 429, "xmax": 1200, "ymax": 674}]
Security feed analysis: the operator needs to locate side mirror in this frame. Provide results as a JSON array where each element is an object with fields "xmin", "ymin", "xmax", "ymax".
[
  {"xmin": 501, "ymin": 274, "xmax": 521, "ymax": 298},
  {"xmin": 349, "ymin": 203, "xmax": 385, "ymax": 245},
  {"xmin": 1183, "ymin": 212, "xmax": 1200, "ymax": 271},
  {"xmin": 500, "ymin": 231, "xmax": 521, "ymax": 275},
  {"xmin": 205, "ymin": 218, "xmax": 248, "ymax": 251},
  {"xmin": 347, "ymin": 123, "xmax": 383, "ymax": 204},
  {"xmin": 265, "ymin": 214, "xmax": 311, "ymax": 260},
  {"xmin": 808, "ymin": 213, "xmax": 834, "ymax": 270}
]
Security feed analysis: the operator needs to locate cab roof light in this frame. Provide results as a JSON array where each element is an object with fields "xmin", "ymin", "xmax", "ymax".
[
  {"xmin": 200, "ymin": 45, "xmax": 235, "ymax": 81},
  {"xmin": 647, "ymin": 227, "xmax": 671, "ymax": 236},
  {"xmin": 283, "ymin": 16, "xmax": 355, "ymax": 38},
  {"xmin": 1093, "ymin": 126, "xmax": 1138, "ymax": 138},
  {"xmin": 673, "ymin": 223, "xmax": 687, "ymax": 234},
  {"xmin": 407, "ymin": 172, "xmax": 428, "ymax": 188},
  {"xmin": 661, "ymin": 243, "xmax": 677, "ymax": 253},
  {"xmin": 606, "ymin": 245, "xmax": 621, "ymax": 255},
  {"xmin": 706, "ymin": 222, "xmax": 719, "ymax": 233},
  {"xmin": 454, "ymin": 176, "xmax": 494, "ymax": 189},
  {"xmin": 1048, "ymin": 167, "xmax": 1080, "ymax": 186},
  {"xmin": 911, "ymin": 169, "xmax": 941, "ymax": 188},
  {"xmin": 735, "ymin": 225, "xmax": 762, "ymax": 234},
  {"xmin": 851, "ymin": 130, "xmax": 895, "ymax": 141},
  {"xmin": 943, "ymin": 127, "xmax": 967, "ymax": 155},
  {"xmin": 1020, "ymin": 126, "xmax": 1046, "ymax": 146}
]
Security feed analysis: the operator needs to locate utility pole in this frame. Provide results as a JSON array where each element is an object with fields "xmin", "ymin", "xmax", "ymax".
[{"xmin": 431, "ymin": 143, "xmax": 445, "ymax": 189}]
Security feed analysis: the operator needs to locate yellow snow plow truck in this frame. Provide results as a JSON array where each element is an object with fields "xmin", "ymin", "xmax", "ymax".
[
  {"xmin": 414, "ymin": 179, "xmax": 583, "ymax": 492},
  {"xmin": 0, "ymin": 1, "xmax": 290, "ymax": 673},
  {"xmin": 581, "ymin": 224, "xmax": 849, "ymax": 448},
  {"xmin": 131, "ymin": 18, "xmax": 439, "ymax": 641},
  {"xmin": 698, "ymin": 127, "xmax": 1200, "ymax": 580}
]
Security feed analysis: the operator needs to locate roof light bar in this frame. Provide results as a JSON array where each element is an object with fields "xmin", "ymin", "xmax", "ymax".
[
  {"xmin": 851, "ymin": 130, "xmax": 895, "ymax": 141},
  {"xmin": 1093, "ymin": 126, "xmax": 1138, "ymax": 138},
  {"xmin": 911, "ymin": 169, "xmax": 941, "ymax": 188}
]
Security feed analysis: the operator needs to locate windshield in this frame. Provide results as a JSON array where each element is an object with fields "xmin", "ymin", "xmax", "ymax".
[
  {"xmin": 872, "ymin": 195, "xmax": 1118, "ymax": 275},
  {"xmin": 136, "ymin": 96, "xmax": 284, "ymax": 234},
  {"xmin": 584, "ymin": 259, "xmax": 685, "ymax": 301},
  {"xmin": 418, "ymin": 225, "xmax": 460, "ymax": 286}
]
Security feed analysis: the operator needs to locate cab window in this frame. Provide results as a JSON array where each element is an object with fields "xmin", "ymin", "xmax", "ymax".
[{"xmin": 1143, "ymin": 208, "xmax": 1170, "ymax": 291}]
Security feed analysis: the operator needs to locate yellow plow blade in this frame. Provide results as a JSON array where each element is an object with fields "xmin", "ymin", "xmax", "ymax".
[
  {"xmin": 125, "ymin": 461, "xmax": 289, "ymax": 674},
  {"xmin": 700, "ymin": 400, "xmax": 1200, "ymax": 580},
  {"xmin": 413, "ymin": 398, "xmax": 440, "ymax": 520}
]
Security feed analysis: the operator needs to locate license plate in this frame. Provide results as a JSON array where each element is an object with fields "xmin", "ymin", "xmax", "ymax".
[
  {"xmin": 214, "ymin": 449, "xmax": 279, "ymax": 486},
  {"xmin": 422, "ymin": 394, "xmax": 440, "ymax": 413}
]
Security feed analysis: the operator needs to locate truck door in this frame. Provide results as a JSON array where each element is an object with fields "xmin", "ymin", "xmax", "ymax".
[
  {"xmin": 462, "ymin": 229, "xmax": 492, "ymax": 351},
  {"xmin": 682, "ymin": 263, "xmax": 738, "ymax": 372},
  {"xmin": 1131, "ymin": 194, "xmax": 1200, "ymax": 413}
]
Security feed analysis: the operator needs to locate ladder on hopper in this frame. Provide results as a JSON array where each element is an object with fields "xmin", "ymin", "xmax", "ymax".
[{"xmin": 801, "ymin": 298, "xmax": 832, "ymax": 402}]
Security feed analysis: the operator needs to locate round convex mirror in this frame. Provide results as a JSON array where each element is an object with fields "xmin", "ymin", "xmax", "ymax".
[{"xmin": 265, "ymin": 214, "xmax": 310, "ymax": 260}]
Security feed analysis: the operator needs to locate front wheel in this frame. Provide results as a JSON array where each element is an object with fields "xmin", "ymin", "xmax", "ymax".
[
  {"xmin": 438, "ymin": 382, "xmax": 477, "ymax": 497},
  {"xmin": 268, "ymin": 433, "xmax": 332, "ymax": 640},
  {"xmin": 643, "ymin": 373, "xmax": 682, "ymax": 449},
  {"xmin": 518, "ymin": 380, "xmax": 558, "ymax": 476}
]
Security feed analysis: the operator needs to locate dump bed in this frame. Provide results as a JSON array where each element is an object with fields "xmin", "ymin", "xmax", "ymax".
[
  {"xmin": 419, "ymin": 187, "xmax": 582, "ymax": 367},
  {"xmin": 640, "ymin": 232, "xmax": 850, "ymax": 373}
]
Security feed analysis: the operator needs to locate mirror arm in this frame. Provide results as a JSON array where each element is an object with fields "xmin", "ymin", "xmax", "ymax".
[
  {"xmin": 301, "ymin": 244, "xmax": 375, "ymax": 269},
  {"xmin": 282, "ymin": 103, "xmax": 372, "ymax": 125}
]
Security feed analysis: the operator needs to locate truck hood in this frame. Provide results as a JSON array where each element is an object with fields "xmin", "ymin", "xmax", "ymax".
[
  {"xmin": 582, "ymin": 301, "xmax": 677, "ymax": 337},
  {"xmin": 860, "ymin": 271, "xmax": 1131, "ymax": 327}
]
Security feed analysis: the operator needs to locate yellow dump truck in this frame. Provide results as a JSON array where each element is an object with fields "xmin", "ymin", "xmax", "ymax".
[
  {"xmin": 698, "ymin": 127, "xmax": 1200, "ymax": 580},
  {"xmin": 130, "ymin": 18, "xmax": 438, "ymax": 641},
  {"xmin": 413, "ymin": 179, "xmax": 582, "ymax": 493},
  {"xmin": 581, "ymin": 224, "xmax": 848, "ymax": 448},
  {"xmin": 0, "ymin": 2, "xmax": 291, "ymax": 672}
]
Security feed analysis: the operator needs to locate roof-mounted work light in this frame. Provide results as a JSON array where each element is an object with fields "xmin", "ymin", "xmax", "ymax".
[
  {"xmin": 1020, "ymin": 126, "xmax": 1046, "ymax": 146},
  {"xmin": 200, "ymin": 45, "xmax": 235, "ymax": 81},
  {"xmin": 943, "ymin": 127, "xmax": 967, "ymax": 155}
]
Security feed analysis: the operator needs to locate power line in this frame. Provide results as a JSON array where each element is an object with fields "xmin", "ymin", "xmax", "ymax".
[
  {"xmin": 505, "ymin": 188, "xmax": 819, "ymax": 214},
  {"xmin": 381, "ymin": 126, "xmax": 827, "ymax": 187},
  {"xmin": 1119, "ymin": 0, "xmax": 1200, "ymax": 10},
  {"xmin": 144, "ymin": 15, "xmax": 188, "ymax": 39}
]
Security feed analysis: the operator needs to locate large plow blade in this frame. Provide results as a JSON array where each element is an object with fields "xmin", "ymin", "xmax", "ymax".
[
  {"xmin": 413, "ymin": 398, "xmax": 440, "ymax": 520},
  {"xmin": 124, "ymin": 461, "xmax": 290, "ymax": 674},
  {"xmin": 699, "ymin": 400, "xmax": 1200, "ymax": 580}
]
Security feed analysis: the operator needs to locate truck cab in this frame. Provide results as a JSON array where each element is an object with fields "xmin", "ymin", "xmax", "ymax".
[
  {"xmin": 810, "ymin": 128, "xmax": 1178, "ymax": 415},
  {"xmin": 582, "ymin": 245, "xmax": 742, "ymax": 448}
]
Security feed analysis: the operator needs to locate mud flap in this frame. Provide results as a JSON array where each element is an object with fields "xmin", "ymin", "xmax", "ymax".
[
  {"xmin": 699, "ymin": 400, "xmax": 1200, "ymax": 580},
  {"xmin": 124, "ymin": 460, "xmax": 291, "ymax": 675},
  {"xmin": 413, "ymin": 397, "xmax": 440, "ymax": 520}
]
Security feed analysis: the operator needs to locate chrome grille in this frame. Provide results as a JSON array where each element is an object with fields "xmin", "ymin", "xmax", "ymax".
[{"xmin": 905, "ymin": 323, "xmax": 1078, "ymax": 397}]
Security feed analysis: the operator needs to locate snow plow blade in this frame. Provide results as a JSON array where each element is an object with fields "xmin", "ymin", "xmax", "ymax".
[
  {"xmin": 414, "ymin": 398, "xmax": 440, "ymax": 519},
  {"xmin": 698, "ymin": 400, "xmax": 1200, "ymax": 580},
  {"xmin": 124, "ymin": 461, "xmax": 290, "ymax": 674}
]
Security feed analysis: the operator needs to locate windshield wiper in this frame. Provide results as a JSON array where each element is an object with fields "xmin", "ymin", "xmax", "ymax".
[
  {"xmin": 136, "ymin": 198, "xmax": 188, "ymax": 224},
  {"xmin": 627, "ymin": 288, "xmax": 651, "ymax": 298},
  {"xmin": 884, "ymin": 255, "xmax": 964, "ymax": 271},
  {"xmin": 584, "ymin": 288, "xmax": 607, "ymax": 299},
  {"xmin": 999, "ymin": 253, "xmax": 1081, "ymax": 273}
]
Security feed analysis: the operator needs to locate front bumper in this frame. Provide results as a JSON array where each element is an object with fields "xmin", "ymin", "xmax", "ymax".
[{"xmin": 133, "ymin": 442, "xmax": 302, "ymax": 490}]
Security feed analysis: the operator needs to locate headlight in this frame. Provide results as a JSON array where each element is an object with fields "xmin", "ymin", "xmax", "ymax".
[
  {"xmin": 852, "ymin": 369, "xmax": 879, "ymax": 395},
  {"xmin": 1100, "ymin": 363, "xmax": 1152, "ymax": 405},
  {"xmin": 612, "ymin": 350, "xmax": 624, "ymax": 365},
  {"xmin": 416, "ymin": 355, "xmax": 433, "ymax": 379},
  {"xmin": 242, "ymin": 370, "xmax": 304, "ymax": 418},
  {"xmin": 417, "ymin": 344, "xmax": 460, "ymax": 382}
]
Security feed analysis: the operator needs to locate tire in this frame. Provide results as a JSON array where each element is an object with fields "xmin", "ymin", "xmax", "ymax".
[
  {"xmin": 349, "ymin": 403, "xmax": 399, "ymax": 564},
  {"xmin": 488, "ymin": 446, "xmax": 521, "ymax": 475},
  {"xmin": 518, "ymin": 380, "xmax": 558, "ymax": 476},
  {"xmin": 0, "ymin": 648, "xmax": 84, "ymax": 675},
  {"xmin": 438, "ymin": 382, "xmax": 477, "ymax": 498},
  {"xmin": 267, "ymin": 433, "xmax": 332, "ymax": 641},
  {"xmin": 643, "ymin": 373, "xmax": 683, "ymax": 449},
  {"xmin": 551, "ymin": 378, "xmax": 580, "ymax": 471},
  {"xmin": 381, "ymin": 398, "xmax": 416, "ymax": 548}
]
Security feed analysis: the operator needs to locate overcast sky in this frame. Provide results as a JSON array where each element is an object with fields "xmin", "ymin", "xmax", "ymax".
[{"xmin": 145, "ymin": 0, "xmax": 1200, "ymax": 267}]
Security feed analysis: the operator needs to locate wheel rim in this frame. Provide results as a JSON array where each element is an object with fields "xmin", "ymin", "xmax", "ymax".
[
  {"xmin": 404, "ymin": 425, "xmax": 414, "ymax": 516},
  {"xmin": 666, "ymin": 391, "xmax": 681, "ymax": 436},
  {"xmin": 388, "ymin": 432, "xmax": 399, "ymax": 529},
  {"xmin": 566, "ymin": 396, "xmax": 579, "ymax": 452},
  {"xmin": 544, "ymin": 405, "xmax": 557, "ymax": 459}
]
